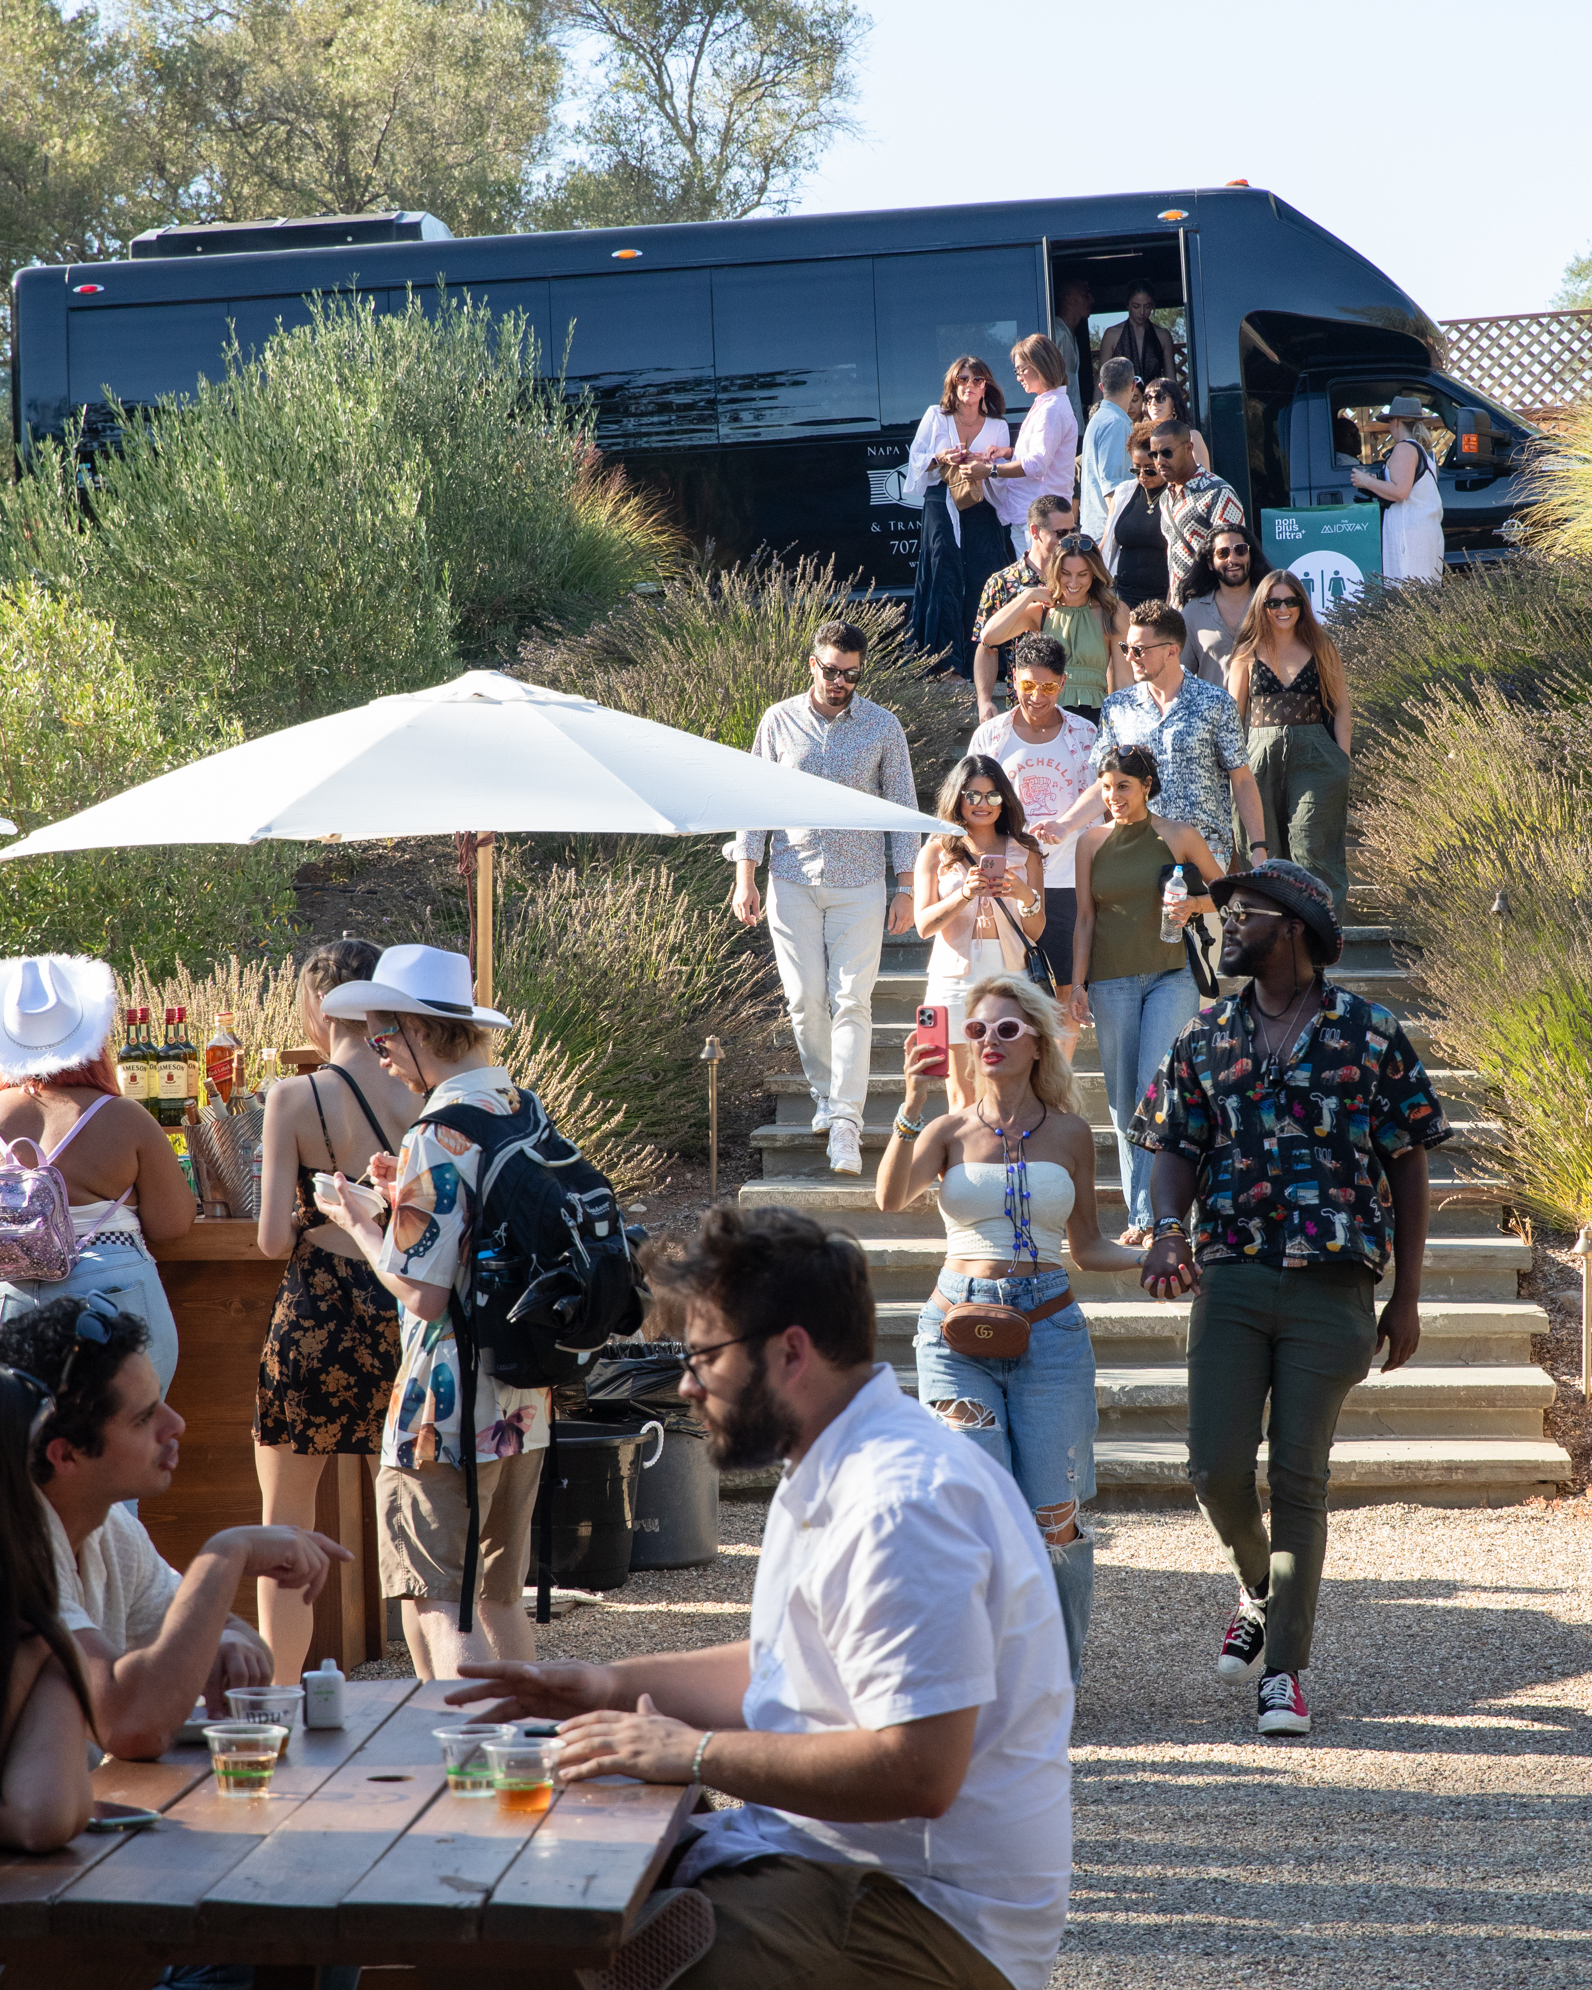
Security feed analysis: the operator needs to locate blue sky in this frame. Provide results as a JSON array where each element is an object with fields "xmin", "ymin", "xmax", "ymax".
[{"xmin": 790, "ymin": 0, "xmax": 1588, "ymax": 323}]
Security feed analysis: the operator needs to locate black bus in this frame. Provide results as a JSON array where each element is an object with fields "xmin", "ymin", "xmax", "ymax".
[{"xmin": 10, "ymin": 186, "xmax": 1535, "ymax": 586}]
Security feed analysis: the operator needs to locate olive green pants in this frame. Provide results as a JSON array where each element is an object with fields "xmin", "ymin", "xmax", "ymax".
[
  {"xmin": 1239, "ymin": 722, "xmax": 1351, "ymax": 912},
  {"xmin": 1186, "ymin": 1260, "xmax": 1377, "ymax": 1672}
]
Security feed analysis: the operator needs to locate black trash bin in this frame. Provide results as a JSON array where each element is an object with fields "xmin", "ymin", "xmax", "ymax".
[
  {"xmin": 529, "ymin": 1419, "xmax": 663, "ymax": 1591},
  {"xmin": 580, "ymin": 1341, "xmax": 720, "ymax": 1570}
]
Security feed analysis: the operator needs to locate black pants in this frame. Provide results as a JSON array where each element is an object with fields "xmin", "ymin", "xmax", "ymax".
[
  {"xmin": 1038, "ymin": 887, "xmax": 1077, "ymax": 990},
  {"xmin": 911, "ymin": 485, "xmax": 1009, "ymax": 679}
]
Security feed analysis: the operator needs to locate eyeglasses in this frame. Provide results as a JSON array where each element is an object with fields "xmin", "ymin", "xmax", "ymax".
[
  {"xmin": 1013, "ymin": 677, "xmax": 1061, "ymax": 700},
  {"xmin": 961, "ymin": 789, "xmax": 1002, "ymax": 808},
  {"xmin": 57, "ymin": 1293, "xmax": 118, "ymax": 1396},
  {"xmin": 815, "ymin": 664, "xmax": 863, "ymax": 684},
  {"xmin": 1119, "ymin": 640, "xmax": 1174, "ymax": 660},
  {"xmin": 1, "ymin": 1364, "xmax": 56, "ymax": 1441},
  {"xmin": 1056, "ymin": 533, "xmax": 1098, "ymax": 554},
  {"xmin": 1221, "ymin": 905, "xmax": 1288, "ymax": 926},
  {"xmin": 963, "ymin": 1017, "xmax": 1042, "ymax": 1043},
  {"xmin": 1264, "ymin": 595, "xmax": 1304, "ymax": 613},
  {"xmin": 677, "ymin": 1329, "xmax": 776, "ymax": 1380}
]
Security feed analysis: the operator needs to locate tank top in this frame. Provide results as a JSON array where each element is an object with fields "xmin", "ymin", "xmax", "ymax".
[
  {"xmin": 293, "ymin": 1065, "xmax": 399, "ymax": 1231},
  {"xmin": 939, "ymin": 1161, "xmax": 1075, "ymax": 1265},
  {"xmin": 1113, "ymin": 482, "xmax": 1169, "ymax": 602},
  {"xmin": 1249, "ymin": 653, "xmax": 1328, "ymax": 728},
  {"xmin": 1088, "ymin": 816, "xmax": 1186, "ymax": 982},
  {"xmin": 1042, "ymin": 603, "xmax": 1110, "ymax": 713}
]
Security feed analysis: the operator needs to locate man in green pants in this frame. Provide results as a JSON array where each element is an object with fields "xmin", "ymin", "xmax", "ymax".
[{"xmin": 1129, "ymin": 860, "xmax": 1450, "ymax": 1736}]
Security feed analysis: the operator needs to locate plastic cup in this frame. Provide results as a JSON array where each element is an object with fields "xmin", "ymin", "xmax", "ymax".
[
  {"xmin": 225, "ymin": 1685, "xmax": 304, "ymax": 1757},
  {"xmin": 433, "ymin": 1723, "xmax": 517, "ymax": 1798},
  {"xmin": 204, "ymin": 1721, "xmax": 287, "ymax": 1798},
  {"xmin": 485, "ymin": 1736, "xmax": 560, "ymax": 1813}
]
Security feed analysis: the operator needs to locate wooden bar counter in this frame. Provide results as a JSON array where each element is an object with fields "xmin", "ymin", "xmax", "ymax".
[{"xmin": 141, "ymin": 1221, "xmax": 386, "ymax": 1673}]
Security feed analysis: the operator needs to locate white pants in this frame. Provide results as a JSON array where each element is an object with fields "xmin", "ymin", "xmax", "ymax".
[{"xmin": 766, "ymin": 877, "xmax": 886, "ymax": 1127}]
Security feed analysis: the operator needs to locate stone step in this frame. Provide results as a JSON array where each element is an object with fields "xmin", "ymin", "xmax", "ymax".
[
  {"xmin": 1088, "ymin": 1436, "xmax": 1571, "ymax": 1496},
  {"xmin": 1084, "ymin": 1363, "xmax": 1555, "ymax": 1439}
]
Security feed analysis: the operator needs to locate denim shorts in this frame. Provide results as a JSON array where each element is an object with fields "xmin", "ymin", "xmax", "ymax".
[{"xmin": 914, "ymin": 1267, "xmax": 1097, "ymax": 1510}]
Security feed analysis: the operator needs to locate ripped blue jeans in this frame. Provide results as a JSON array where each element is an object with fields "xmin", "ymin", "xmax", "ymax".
[{"xmin": 915, "ymin": 1269, "xmax": 1098, "ymax": 1685}]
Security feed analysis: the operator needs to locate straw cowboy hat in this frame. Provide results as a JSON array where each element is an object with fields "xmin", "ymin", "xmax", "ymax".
[
  {"xmin": 0, "ymin": 954, "xmax": 119, "ymax": 1078},
  {"xmin": 320, "ymin": 943, "xmax": 510, "ymax": 1028}
]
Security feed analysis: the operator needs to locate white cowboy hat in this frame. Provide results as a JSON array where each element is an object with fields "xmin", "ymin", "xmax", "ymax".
[
  {"xmin": 319, "ymin": 943, "xmax": 510, "ymax": 1029},
  {"xmin": 0, "ymin": 954, "xmax": 119, "ymax": 1079}
]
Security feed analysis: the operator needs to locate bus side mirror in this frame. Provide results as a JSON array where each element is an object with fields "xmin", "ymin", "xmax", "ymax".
[{"xmin": 1455, "ymin": 409, "xmax": 1498, "ymax": 484}]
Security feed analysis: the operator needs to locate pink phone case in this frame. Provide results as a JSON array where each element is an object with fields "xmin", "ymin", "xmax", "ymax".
[{"xmin": 914, "ymin": 1005, "xmax": 949, "ymax": 1079}]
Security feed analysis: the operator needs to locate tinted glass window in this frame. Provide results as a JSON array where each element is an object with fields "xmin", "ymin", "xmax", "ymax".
[
  {"xmin": 225, "ymin": 294, "xmax": 317, "ymax": 363},
  {"xmin": 68, "ymin": 301, "xmax": 231, "ymax": 409},
  {"xmin": 551, "ymin": 269, "xmax": 714, "ymax": 444},
  {"xmin": 874, "ymin": 248, "xmax": 1041, "ymax": 427},
  {"xmin": 714, "ymin": 260, "xmax": 878, "ymax": 438}
]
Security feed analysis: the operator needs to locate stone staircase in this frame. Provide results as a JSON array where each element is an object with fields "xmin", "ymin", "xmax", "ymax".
[{"xmin": 739, "ymin": 891, "xmax": 1573, "ymax": 1502}]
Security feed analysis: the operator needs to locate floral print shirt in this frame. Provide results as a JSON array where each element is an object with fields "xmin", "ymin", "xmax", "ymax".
[
  {"xmin": 1128, "ymin": 984, "xmax": 1451, "ymax": 1275},
  {"xmin": 1091, "ymin": 671, "xmax": 1248, "ymax": 863},
  {"xmin": 378, "ymin": 1066, "xmax": 550, "ymax": 1469}
]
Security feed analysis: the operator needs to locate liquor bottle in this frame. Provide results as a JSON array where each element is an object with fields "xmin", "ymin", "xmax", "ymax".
[
  {"xmin": 117, "ymin": 1009, "xmax": 148, "ymax": 1103},
  {"xmin": 138, "ymin": 1009, "xmax": 161, "ymax": 1117},
  {"xmin": 157, "ymin": 1009, "xmax": 188, "ymax": 1127},
  {"xmin": 175, "ymin": 1006, "xmax": 200, "ymax": 1104},
  {"xmin": 206, "ymin": 1012, "xmax": 242, "ymax": 1105}
]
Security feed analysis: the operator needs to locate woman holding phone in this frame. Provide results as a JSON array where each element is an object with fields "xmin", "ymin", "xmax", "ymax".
[
  {"xmin": 876, "ymin": 971, "xmax": 1144, "ymax": 1684},
  {"xmin": 913, "ymin": 757, "xmax": 1046, "ymax": 1112}
]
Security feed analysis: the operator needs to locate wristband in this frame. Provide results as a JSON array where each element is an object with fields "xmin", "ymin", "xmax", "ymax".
[
  {"xmin": 1152, "ymin": 1217, "xmax": 1188, "ymax": 1240},
  {"xmin": 691, "ymin": 1730, "xmax": 715, "ymax": 1786}
]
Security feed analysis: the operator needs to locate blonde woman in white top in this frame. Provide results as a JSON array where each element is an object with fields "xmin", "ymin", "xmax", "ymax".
[{"xmin": 905, "ymin": 356, "xmax": 1012, "ymax": 678}]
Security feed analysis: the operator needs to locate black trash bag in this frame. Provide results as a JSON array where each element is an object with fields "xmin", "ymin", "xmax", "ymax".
[{"xmin": 579, "ymin": 1338, "xmax": 703, "ymax": 1435}]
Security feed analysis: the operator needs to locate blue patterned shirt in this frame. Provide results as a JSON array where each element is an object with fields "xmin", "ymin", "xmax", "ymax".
[
  {"xmin": 1129, "ymin": 984, "xmax": 1451, "ymax": 1275},
  {"xmin": 1090, "ymin": 671, "xmax": 1248, "ymax": 861}
]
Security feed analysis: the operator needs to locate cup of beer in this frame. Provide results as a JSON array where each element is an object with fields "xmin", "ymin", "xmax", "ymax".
[
  {"xmin": 433, "ymin": 1723, "xmax": 516, "ymax": 1798},
  {"xmin": 225, "ymin": 1685, "xmax": 304, "ymax": 1757},
  {"xmin": 204, "ymin": 1721, "xmax": 288, "ymax": 1799},
  {"xmin": 485, "ymin": 1736, "xmax": 561, "ymax": 1813}
]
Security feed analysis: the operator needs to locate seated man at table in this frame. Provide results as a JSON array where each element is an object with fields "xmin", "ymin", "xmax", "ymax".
[
  {"xmin": 449, "ymin": 1206, "xmax": 1072, "ymax": 1990},
  {"xmin": 0, "ymin": 1294, "xmax": 349, "ymax": 1761}
]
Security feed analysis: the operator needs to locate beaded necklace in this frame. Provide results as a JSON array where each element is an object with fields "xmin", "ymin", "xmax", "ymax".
[{"xmin": 976, "ymin": 1100, "xmax": 1048, "ymax": 1273}]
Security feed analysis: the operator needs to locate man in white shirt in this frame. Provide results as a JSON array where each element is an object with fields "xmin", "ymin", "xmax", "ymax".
[
  {"xmin": 1078, "ymin": 357, "xmax": 1137, "ymax": 539},
  {"xmin": 449, "ymin": 1206, "xmax": 1073, "ymax": 1990},
  {"xmin": 3, "ymin": 1294, "xmax": 349, "ymax": 1760}
]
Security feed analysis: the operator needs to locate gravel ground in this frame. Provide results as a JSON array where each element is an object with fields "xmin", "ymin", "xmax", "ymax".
[{"xmin": 355, "ymin": 1494, "xmax": 1592, "ymax": 1988}]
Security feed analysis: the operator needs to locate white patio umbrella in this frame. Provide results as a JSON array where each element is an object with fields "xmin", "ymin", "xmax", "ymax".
[{"xmin": 1, "ymin": 671, "xmax": 951, "ymax": 1000}]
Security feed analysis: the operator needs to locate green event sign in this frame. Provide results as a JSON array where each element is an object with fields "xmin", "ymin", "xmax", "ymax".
[{"xmin": 1260, "ymin": 506, "xmax": 1383, "ymax": 614}]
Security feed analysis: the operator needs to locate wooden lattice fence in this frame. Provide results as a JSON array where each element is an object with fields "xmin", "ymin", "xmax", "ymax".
[{"xmin": 1440, "ymin": 308, "xmax": 1592, "ymax": 426}]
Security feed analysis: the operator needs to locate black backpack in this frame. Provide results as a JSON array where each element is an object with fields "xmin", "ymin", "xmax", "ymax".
[{"xmin": 417, "ymin": 1087, "xmax": 647, "ymax": 1630}]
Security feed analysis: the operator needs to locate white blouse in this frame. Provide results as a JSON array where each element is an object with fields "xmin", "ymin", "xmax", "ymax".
[
  {"xmin": 904, "ymin": 406, "xmax": 1011, "ymax": 546},
  {"xmin": 989, "ymin": 387, "xmax": 1079, "ymax": 529}
]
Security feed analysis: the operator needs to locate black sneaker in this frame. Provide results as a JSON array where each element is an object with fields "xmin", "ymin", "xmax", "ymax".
[
  {"xmin": 1257, "ymin": 1668, "xmax": 1311, "ymax": 1736},
  {"xmin": 1216, "ymin": 1589, "xmax": 1268, "ymax": 1683}
]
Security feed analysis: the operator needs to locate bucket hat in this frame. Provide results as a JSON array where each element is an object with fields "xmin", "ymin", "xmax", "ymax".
[
  {"xmin": 1382, "ymin": 395, "xmax": 1431, "ymax": 424},
  {"xmin": 0, "ymin": 955, "xmax": 119, "ymax": 1078},
  {"xmin": 319, "ymin": 944, "xmax": 510, "ymax": 1028},
  {"xmin": 1208, "ymin": 860, "xmax": 1342, "ymax": 967}
]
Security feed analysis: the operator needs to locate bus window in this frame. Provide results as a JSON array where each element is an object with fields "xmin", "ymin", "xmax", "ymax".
[
  {"xmin": 552, "ymin": 268, "xmax": 714, "ymax": 445},
  {"xmin": 1331, "ymin": 382, "xmax": 1459, "ymax": 471},
  {"xmin": 713, "ymin": 259, "xmax": 879, "ymax": 438},
  {"xmin": 225, "ymin": 295, "xmax": 317, "ymax": 362},
  {"xmin": 68, "ymin": 301, "xmax": 232, "ymax": 410},
  {"xmin": 873, "ymin": 247, "xmax": 1041, "ymax": 428}
]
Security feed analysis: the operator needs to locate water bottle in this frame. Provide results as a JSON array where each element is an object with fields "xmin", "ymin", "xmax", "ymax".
[{"xmin": 1160, "ymin": 865, "xmax": 1188, "ymax": 943}]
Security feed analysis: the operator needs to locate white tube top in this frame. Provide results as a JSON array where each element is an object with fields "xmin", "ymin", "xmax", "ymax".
[
  {"xmin": 71, "ymin": 1198, "xmax": 143, "ymax": 1240},
  {"xmin": 939, "ymin": 1161, "xmax": 1074, "ymax": 1263}
]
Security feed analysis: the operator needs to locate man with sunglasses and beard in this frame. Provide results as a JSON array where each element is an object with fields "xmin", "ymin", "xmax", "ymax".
[
  {"xmin": 1129, "ymin": 861, "xmax": 1450, "ymax": 1738},
  {"xmin": 1150, "ymin": 421, "xmax": 1245, "ymax": 606},
  {"xmin": 444, "ymin": 1204, "xmax": 1074, "ymax": 1990},
  {"xmin": 1179, "ymin": 525, "xmax": 1272, "ymax": 688},
  {"xmin": 732, "ymin": 622, "xmax": 920, "ymax": 1178}
]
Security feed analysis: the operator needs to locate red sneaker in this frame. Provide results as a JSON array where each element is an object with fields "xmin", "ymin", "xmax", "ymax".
[
  {"xmin": 1216, "ymin": 1590, "xmax": 1267, "ymax": 1683},
  {"xmin": 1257, "ymin": 1668, "xmax": 1311, "ymax": 1736}
]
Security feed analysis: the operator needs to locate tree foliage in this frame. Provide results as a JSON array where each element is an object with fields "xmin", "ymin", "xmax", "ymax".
[{"xmin": 1553, "ymin": 243, "xmax": 1592, "ymax": 311}]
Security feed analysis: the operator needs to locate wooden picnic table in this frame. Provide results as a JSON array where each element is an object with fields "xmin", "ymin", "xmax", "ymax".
[{"xmin": 0, "ymin": 1679, "xmax": 698, "ymax": 1990}]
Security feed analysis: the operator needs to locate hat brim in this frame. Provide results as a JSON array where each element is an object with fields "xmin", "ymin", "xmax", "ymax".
[
  {"xmin": 0, "ymin": 955, "xmax": 119, "ymax": 1079},
  {"xmin": 319, "ymin": 979, "xmax": 512, "ymax": 1029},
  {"xmin": 1208, "ymin": 871, "xmax": 1343, "ymax": 965}
]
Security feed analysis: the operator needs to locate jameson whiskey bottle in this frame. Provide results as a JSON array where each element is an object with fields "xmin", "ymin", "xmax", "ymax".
[
  {"xmin": 157, "ymin": 1008, "xmax": 187, "ymax": 1127},
  {"xmin": 117, "ymin": 1010, "xmax": 148, "ymax": 1103},
  {"xmin": 175, "ymin": 1006, "xmax": 200, "ymax": 1104},
  {"xmin": 137, "ymin": 1009, "xmax": 161, "ymax": 1117}
]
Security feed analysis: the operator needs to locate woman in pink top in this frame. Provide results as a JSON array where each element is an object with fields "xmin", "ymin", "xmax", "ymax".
[
  {"xmin": 974, "ymin": 335, "xmax": 1079, "ymax": 546},
  {"xmin": 913, "ymin": 757, "xmax": 1046, "ymax": 1111}
]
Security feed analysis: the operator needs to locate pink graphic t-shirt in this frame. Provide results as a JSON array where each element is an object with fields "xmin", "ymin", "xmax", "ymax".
[{"xmin": 968, "ymin": 711, "xmax": 1098, "ymax": 888}]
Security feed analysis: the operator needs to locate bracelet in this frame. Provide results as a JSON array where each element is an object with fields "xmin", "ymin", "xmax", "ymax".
[
  {"xmin": 1152, "ymin": 1217, "xmax": 1187, "ymax": 1240},
  {"xmin": 893, "ymin": 1111, "xmax": 926, "ymax": 1138},
  {"xmin": 691, "ymin": 1730, "xmax": 715, "ymax": 1786}
]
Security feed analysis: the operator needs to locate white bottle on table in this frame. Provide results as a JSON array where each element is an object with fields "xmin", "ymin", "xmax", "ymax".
[{"xmin": 303, "ymin": 1656, "xmax": 346, "ymax": 1729}]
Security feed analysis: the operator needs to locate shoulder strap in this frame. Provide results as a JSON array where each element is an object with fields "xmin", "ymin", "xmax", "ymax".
[
  {"xmin": 320, "ymin": 1063, "xmax": 398, "ymax": 1154},
  {"xmin": 306, "ymin": 1074, "xmax": 336, "ymax": 1170},
  {"xmin": 44, "ymin": 1093, "xmax": 117, "ymax": 1165}
]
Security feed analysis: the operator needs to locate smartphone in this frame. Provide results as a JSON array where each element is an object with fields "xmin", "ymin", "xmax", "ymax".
[
  {"xmin": 87, "ymin": 1801, "xmax": 162, "ymax": 1833},
  {"xmin": 976, "ymin": 853, "xmax": 1005, "ymax": 884},
  {"xmin": 312, "ymin": 1173, "xmax": 386, "ymax": 1221},
  {"xmin": 914, "ymin": 1005, "xmax": 950, "ymax": 1079}
]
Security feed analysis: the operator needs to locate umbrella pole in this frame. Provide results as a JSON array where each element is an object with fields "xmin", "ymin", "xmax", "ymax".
[{"xmin": 476, "ymin": 835, "xmax": 495, "ymax": 1009}]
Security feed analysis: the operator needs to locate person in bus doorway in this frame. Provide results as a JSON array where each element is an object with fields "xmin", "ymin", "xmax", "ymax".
[
  {"xmin": 1142, "ymin": 378, "xmax": 1211, "ymax": 472},
  {"xmin": 1054, "ymin": 278, "xmax": 1095, "ymax": 433},
  {"xmin": 969, "ymin": 494, "xmax": 1072, "ymax": 725},
  {"xmin": 1179, "ymin": 524, "xmax": 1272, "ymax": 688},
  {"xmin": 1351, "ymin": 396, "xmax": 1445, "ymax": 583},
  {"xmin": 1078, "ymin": 358, "xmax": 1138, "ymax": 539},
  {"xmin": 1150, "ymin": 422, "xmax": 1246, "ymax": 606},
  {"xmin": 733, "ymin": 622, "xmax": 919, "ymax": 1176},
  {"xmin": 975, "ymin": 336, "xmax": 1079, "ymax": 552},
  {"xmin": 1099, "ymin": 424, "xmax": 1170, "ymax": 604},
  {"xmin": 904, "ymin": 357, "xmax": 1013, "ymax": 679},
  {"xmin": 1227, "ymin": 571, "xmax": 1355, "ymax": 913},
  {"xmin": 1097, "ymin": 283, "xmax": 1172, "ymax": 385}
]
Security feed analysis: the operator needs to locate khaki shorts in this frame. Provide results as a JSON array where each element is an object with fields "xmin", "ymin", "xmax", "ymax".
[{"xmin": 375, "ymin": 1451, "xmax": 545, "ymax": 1606}]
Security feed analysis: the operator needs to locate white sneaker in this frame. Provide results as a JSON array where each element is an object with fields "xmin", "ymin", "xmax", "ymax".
[
  {"xmin": 827, "ymin": 1120, "xmax": 862, "ymax": 1175},
  {"xmin": 811, "ymin": 1098, "xmax": 832, "ymax": 1135}
]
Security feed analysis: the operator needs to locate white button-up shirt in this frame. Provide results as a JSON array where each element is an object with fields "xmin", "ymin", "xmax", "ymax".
[
  {"xmin": 990, "ymin": 387, "xmax": 1079, "ymax": 528},
  {"xmin": 904, "ymin": 406, "xmax": 1012, "ymax": 548},
  {"xmin": 673, "ymin": 1367, "xmax": 1073, "ymax": 1990}
]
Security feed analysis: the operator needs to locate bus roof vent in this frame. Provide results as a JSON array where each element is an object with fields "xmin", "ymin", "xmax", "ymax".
[{"xmin": 129, "ymin": 212, "xmax": 454, "ymax": 259}]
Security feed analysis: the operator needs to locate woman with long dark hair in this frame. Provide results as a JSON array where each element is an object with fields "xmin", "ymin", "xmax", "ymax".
[
  {"xmin": 1228, "ymin": 570, "xmax": 1355, "ymax": 910},
  {"xmin": 977, "ymin": 534, "xmax": 1132, "ymax": 725},
  {"xmin": 914, "ymin": 756, "xmax": 1046, "ymax": 1112},
  {"xmin": 1100, "ymin": 422, "xmax": 1170, "ymax": 602},
  {"xmin": 904, "ymin": 355, "xmax": 1012, "ymax": 677},
  {"xmin": 0, "ymin": 1366, "xmax": 95, "ymax": 1850}
]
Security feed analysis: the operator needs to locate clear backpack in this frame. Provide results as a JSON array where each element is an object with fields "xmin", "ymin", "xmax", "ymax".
[{"xmin": 0, "ymin": 1095, "xmax": 131, "ymax": 1283}]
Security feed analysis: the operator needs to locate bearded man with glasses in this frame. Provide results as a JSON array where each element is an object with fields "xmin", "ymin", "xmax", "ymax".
[
  {"xmin": 1128, "ymin": 860, "xmax": 1450, "ymax": 1739},
  {"xmin": 732, "ymin": 621, "xmax": 920, "ymax": 1176}
]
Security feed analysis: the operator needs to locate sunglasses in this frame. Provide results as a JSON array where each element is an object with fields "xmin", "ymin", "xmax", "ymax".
[
  {"xmin": 1, "ymin": 1364, "xmax": 57, "ymax": 1441},
  {"xmin": 365, "ymin": 1013, "xmax": 405, "ymax": 1056},
  {"xmin": 1264, "ymin": 596, "xmax": 1304, "ymax": 612},
  {"xmin": 1148, "ymin": 446, "xmax": 1179, "ymax": 460},
  {"xmin": 57, "ymin": 1292, "xmax": 118, "ymax": 1396},
  {"xmin": 963, "ymin": 1017, "xmax": 1041, "ymax": 1043},
  {"xmin": 1014, "ymin": 677, "xmax": 1061, "ymax": 700},
  {"xmin": 1221, "ymin": 905, "xmax": 1288, "ymax": 926},
  {"xmin": 961, "ymin": 788, "xmax": 1002, "ymax": 808},
  {"xmin": 815, "ymin": 664, "xmax": 863, "ymax": 683},
  {"xmin": 1056, "ymin": 533, "xmax": 1098, "ymax": 554},
  {"xmin": 1119, "ymin": 639, "xmax": 1174, "ymax": 660}
]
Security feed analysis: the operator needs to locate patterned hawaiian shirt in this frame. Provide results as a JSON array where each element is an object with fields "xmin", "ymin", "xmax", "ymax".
[
  {"xmin": 1090, "ymin": 670, "xmax": 1248, "ymax": 862},
  {"xmin": 1129, "ymin": 984, "xmax": 1452, "ymax": 1275},
  {"xmin": 378, "ymin": 1065, "xmax": 550, "ymax": 1470},
  {"xmin": 1161, "ymin": 471, "xmax": 1245, "ymax": 604},
  {"xmin": 971, "ymin": 554, "xmax": 1044, "ymax": 679}
]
